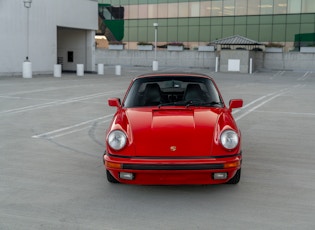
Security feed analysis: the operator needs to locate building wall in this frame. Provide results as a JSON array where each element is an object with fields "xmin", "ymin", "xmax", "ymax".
[
  {"xmin": 0, "ymin": 0, "xmax": 98, "ymax": 76},
  {"xmin": 95, "ymin": 49, "xmax": 315, "ymax": 72},
  {"xmin": 98, "ymin": 0, "xmax": 315, "ymax": 50},
  {"xmin": 96, "ymin": 49, "xmax": 217, "ymax": 68}
]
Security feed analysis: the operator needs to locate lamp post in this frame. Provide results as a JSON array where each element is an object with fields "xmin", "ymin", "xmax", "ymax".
[
  {"xmin": 23, "ymin": 0, "xmax": 32, "ymax": 78},
  {"xmin": 152, "ymin": 22, "xmax": 158, "ymax": 71}
]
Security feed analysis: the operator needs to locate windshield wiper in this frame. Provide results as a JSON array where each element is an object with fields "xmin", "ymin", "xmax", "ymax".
[
  {"xmin": 158, "ymin": 101, "xmax": 187, "ymax": 108},
  {"xmin": 158, "ymin": 102, "xmax": 175, "ymax": 108},
  {"xmin": 185, "ymin": 100, "xmax": 223, "ymax": 107},
  {"xmin": 158, "ymin": 100, "xmax": 223, "ymax": 108}
]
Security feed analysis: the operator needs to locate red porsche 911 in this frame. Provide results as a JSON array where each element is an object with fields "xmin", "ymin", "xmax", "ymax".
[{"xmin": 103, "ymin": 73, "xmax": 243, "ymax": 185}]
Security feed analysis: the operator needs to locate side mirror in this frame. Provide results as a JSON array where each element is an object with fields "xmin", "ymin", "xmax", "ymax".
[
  {"xmin": 108, "ymin": 98, "xmax": 121, "ymax": 107},
  {"xmin": 229, "ymin": 99, "xmax": 243, "ymax": 110}
]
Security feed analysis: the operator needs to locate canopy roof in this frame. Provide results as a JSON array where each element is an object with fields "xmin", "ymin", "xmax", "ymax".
[
  {"xmin": 211, "ymin": 35, "xmax": 263, "ymax": 45},
  {"xmin": 210, "ymin": 35, "xmax": 264, "ymax": 50}
]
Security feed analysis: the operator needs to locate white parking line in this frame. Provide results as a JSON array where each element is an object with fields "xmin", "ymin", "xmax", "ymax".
[
  {"xmin": 234, "ymin": 85, "xmax": 302, "ymax": 121},
  {"xmin": 0, "ymin": 91, "xmax": 123, "ymax": 116},
  {"xmin": 32, "ymin": 114, "xmax": 114, "ymax": 139},
  {"xmin": 254, "ymin": 110, "xmax": 315, "ymax": 117},
  {"xmin": 273, "ymin": 71, "xmax": 285, "ymax": 77},
  {"xmin": 0, "ymin": 85, "xmax": 87, "ymax": 97},
  {"xmin": 297, "ymin": 71, "xmax": 311, "ymax": 81}
]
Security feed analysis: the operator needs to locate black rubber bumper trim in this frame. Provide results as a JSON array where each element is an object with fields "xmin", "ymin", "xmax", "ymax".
[{"xmin": 122, "ymin": 163, "xmax": 224, "ymax": 170}]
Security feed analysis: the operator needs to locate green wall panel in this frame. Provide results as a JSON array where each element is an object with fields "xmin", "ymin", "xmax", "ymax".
[
  {"xmin": 210, "ymin": 26, "xmax": 222, "ymax": 41},
  {"xmin": 199, "ymin": 26, "xmax": 211, "ymax": 42},
  {"xmin": 128, "ymin": 20, "xmax": 138, "ymax": 27},
  {"xmin": 247, "ymin": 16, "xmax": 259, "ymax": 25},
  {"xmin": 300, "ymin": 23, "xmax": 315, "ymax": 33},
  {"xmin": 178, "ymin": 18, "xmax": 189, "ymax": 26},
  {"xmin": 138, "ymin": 27, "xmax": 148, "ymax": 41},
  {"xmin": 223, "ymin": 17, "xmax": 235, "ymax": 25},
  {"xmin": 200, "ymin": 18, "xmax": 211, "ymax": 25},
  {"xmin": 157, "ymin": 19, "xmax": 168, "ymax": 26},
  {"xmin": 158, "ymin": 27, "xmax": 168, "ymax": 42},
  {"xmin": 272, "ymin": 24, "xmax": 286, "ymax": 41},
  {"xmin": 259, "ymin": 25, "xmax": 272, "ymax": 42},
  {"xmin": 222, "ymin": 25, "xmax": 234, "ymax": 38},
  {"xmin": 234, "ymin": 25, "xmax": 247, "ymax": 37},
  {"xmin": 188, "ymin": 26, "xmax": 199, "ymax": 41},
  {"xmin": 211, "ymin": 17, "xmax": 223, "ymax": 25},
  {"xmin": 128, "ymin": 27, "xmax": 138, "ymax": 41},
  {"xmin": 120, "ymin": 11, "xmax": 315, "ymax": 44},
  {"xmin": 189, "ymin": 18, "xmax": 200, "ymax": 26},
  {"xmin": 167, "ymin": 26, "xmax": 179, "ymax": 41},
  {"xmin": 138, "ymin": 20, "xmax": 148, "ymax": 27},
  {"xmin": 286, "ymin": 24, "xmax": 300, "ymax": 42},
  {"xmin": 178, "ymin": 26, "xmax": 188, "ymax": 42},
  {"xmin": 235, "ymin": 16, "xmax": 247, "ymax": 24},
  {"xmin": 260, "ymin": 15, "xmax": 273, "ymax": 24},
  {"xmin": 287, "ymin": 14, "xmax": 301, "ymax": 23},
  {"xmin": 301, "ymin": 14, "xmax": 315, "ymax": 23},
  {"xmin": 168, "ymin": 19, "xmax": 178, "ymax": 26},
  {"xmin": 273, "ymin": 15, "xmax": 286, "ymax": 24},
  {"xmin": 246, "ymin": 25, "xmax": 259, "ymax": 41}
]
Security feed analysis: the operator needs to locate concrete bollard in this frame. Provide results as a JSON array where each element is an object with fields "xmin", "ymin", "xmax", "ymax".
[
  {"xmin": 215, "ymin": 57, "xmax": 219, "ymax": 73},
  {"xmin": 152, "ymin": 61, "xmax": 159, "ymax": 71},
  {"xmin": 115, "ymin": 65, "xmax": 121, "ymax": 76},
  {"xmin": 54, "ymin": 64, "xmax": 62, "ymax": 77},
  {"xmin": 23, "ymin": 61, "xmax": 32, "ymax": 78},
  {"xmin": 76, "ymin": 64, "xmax": 84, "ymax": 76},
  {"xmin": 97, "ymin": 63, "xmax": 104, "ymax": 75}
]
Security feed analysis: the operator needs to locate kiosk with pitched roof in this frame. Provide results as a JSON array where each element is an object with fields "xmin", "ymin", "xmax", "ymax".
[{"xmin": 210, "ymin": 35, "xmax": 264, "ymax": 74}]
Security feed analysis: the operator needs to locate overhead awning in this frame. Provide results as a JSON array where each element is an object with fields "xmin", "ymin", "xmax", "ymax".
[{"xmin": 210, "ymin": 35, "xmax": 263, "ymax": 50}]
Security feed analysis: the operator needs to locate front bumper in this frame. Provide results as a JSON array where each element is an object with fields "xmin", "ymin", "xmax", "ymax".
[{"xmin": 104, "ymin": 152, "xmax": 242, "ymax": 185}]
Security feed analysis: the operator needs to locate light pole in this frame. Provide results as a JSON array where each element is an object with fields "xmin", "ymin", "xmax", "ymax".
[
  {"xmin": 23, "ymin": 0, "xmax": 32, "ymax": 78},
  {"xmin": 152, "ymin": 22, "xmax": 158, "ymax": 71}
]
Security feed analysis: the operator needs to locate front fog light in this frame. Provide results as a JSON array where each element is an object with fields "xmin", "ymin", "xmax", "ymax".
[
  {"xmin": 119, "ymin": 172, "xmax": 134, "ymax": 180},
  {"xmin": 213, "ymin": 172, "xmax": 228, "ymax": 180}
]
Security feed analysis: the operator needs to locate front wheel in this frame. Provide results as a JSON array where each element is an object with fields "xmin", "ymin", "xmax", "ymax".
[
  {"xmin": 226, "ymin": 169, "xmax": 241, "ymax": 184},
  {"xmin": 106, "ymin": 170, "xmax": 119, "ymax": 183}
]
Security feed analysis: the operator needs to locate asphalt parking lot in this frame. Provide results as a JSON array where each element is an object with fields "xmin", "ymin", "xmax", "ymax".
[{"xmin": 1, "ymin": 66, "xmax": 315, "ymax": 229}]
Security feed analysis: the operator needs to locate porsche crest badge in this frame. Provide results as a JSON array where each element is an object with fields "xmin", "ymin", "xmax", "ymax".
[{"xmin": 170, "ymin": 146, "xmax": 177, "ymax": 152}]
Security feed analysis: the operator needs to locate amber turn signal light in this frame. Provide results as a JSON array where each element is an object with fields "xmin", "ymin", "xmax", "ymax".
[
  {"xmin": 223, "ymin": 161, "xmax": 240, "ymax": 169},
  {"xmin": 106, "ymin": 161, "xmax": 122, "ymax": 169}
]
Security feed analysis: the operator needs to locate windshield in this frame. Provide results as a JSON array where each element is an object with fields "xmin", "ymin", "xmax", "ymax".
[{"xmin": 123, "ymin": 76, "xmax": 223, "ymax": 108}]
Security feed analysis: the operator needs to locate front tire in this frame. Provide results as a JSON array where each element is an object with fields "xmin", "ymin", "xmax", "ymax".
[
  {"xmin": 106, "ymin": 170, "xmax": 119, "ymax": 183},
  {"xmin": 226, "ymin": 169, "xmax": 241, "ymax": 184}
]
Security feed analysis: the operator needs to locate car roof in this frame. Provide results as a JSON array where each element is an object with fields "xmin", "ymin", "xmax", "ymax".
[{"xmin": 133, "ymin": 72, "xmax": 214, "ymax": 81}]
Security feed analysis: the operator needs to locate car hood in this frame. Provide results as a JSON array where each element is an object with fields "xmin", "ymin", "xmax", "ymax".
[{"xmin": 124, "ymin": 108, "xmax": 224, "ymax": 157}]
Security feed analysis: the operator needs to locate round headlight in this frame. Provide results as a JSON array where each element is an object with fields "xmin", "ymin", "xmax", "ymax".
[
  {"xmin": 220, "ymin": 130, "xmax": 239, "ymax": 150},
  {"xmin": 107, "ymin": 130, "xmax": 127, "ymax": 150}
]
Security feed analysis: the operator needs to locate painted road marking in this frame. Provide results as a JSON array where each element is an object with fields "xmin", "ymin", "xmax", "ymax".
[
  {"xmin": 234, "ymin": 84, "xmax": 302, "ymax": 121},
  {"xmin": 32, "ymin": 115, "xmax": 114, "ymax": 139},
  {"xmin": 0, "ymin": 91, "xmax": 123, "ymax": 116},
  {"xmin": 297, "ymin": 71, "xmax": 311, "ymax": 81}
]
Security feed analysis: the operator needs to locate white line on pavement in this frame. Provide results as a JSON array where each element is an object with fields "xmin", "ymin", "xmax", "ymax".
[
  {"xmin": 297, "ymin": 71, "xmax": 311, "ymax": 81},
  {"xmin": 0, "ymin": 91, "xmax": 123, "ymax": 116},
  {"xmin": 253, "ymin": 110, "xmax": 315, "ymax": 117},
  {"xmin": 32, "ymin": 115, "xmax": 114, "ymax": 139},
  {"xmin": 234, "ymin": 85, "xmax": 302, "ymax": 121}
]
